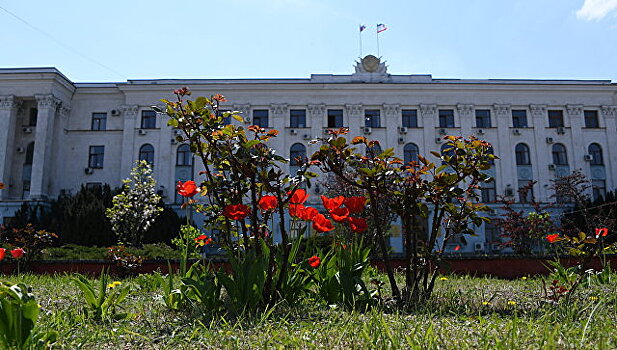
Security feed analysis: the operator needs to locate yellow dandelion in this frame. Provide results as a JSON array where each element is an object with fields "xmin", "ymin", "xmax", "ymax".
[
  {"xmin": 113, "ymin": 281, "xmax": 122, "ymax": 286},
  {"xmin": 521, "ymin": 276, "xmax": 527, "ymax": 280},
  {"xmin": 482, "ymin": 301, "xmax": 489, "ymax": 306},
  {"xmin": 507, "ymin": 300, "xmax": 516, "ymax": 306},
  {"xmin": 588, "ymin": 296, "xmax": 598, "ymax": 301},
  {"xmin": 107, "ymin": 283, "xmax": 116, "ymax": 289},
  {"xmin": 439, "ymin": 277, "xmax": 448, "ymax": 281},
  {"xmin": 37, "ymin": 304, "xmax": 42, "ymax": 308}
]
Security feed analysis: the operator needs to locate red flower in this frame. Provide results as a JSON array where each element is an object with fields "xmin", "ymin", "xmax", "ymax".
[
  {"xmin": 176, "ymin": 180, "xmax": 199, "ymax": 197},
  {"xmin": 0, "ymin": 248, "xmax": 5, "ymax": 261},
  {"xmin": 329, "ymin": 207, "xmax": 350, "ymax": 222},
  {"xmin": 308, "ymin": 255, "xmax": 321, "ymax": 268},
  {"xmin": 223, "ymin": 204, "xmax": 250, "ymax": 220},
  {"xmin": 321, "ymin": 195, "xmax": 345, "ymax": 211},
  {"xmin": 289, "ymin": 204, "xmax": 305, "ymax": 218},
  {"xmin": 288, "ymin": 189, "xmax": 309, "ymax": 204},
  {"xmin": 299, "ymin": 206, "xmax": 319, "ymax": 221},
  {"xmin": 194, "ymin": 235, "xmax": 213, "ymax": 247},
  {"xmin": 10, "ymin": 248, "xmax": 24, "ymax": 259},
  {"xmin": 595, "ymin": 228, "xmax": 609, "ymax": 238},
  {"xmin": 454, "ymin": 245, "xmax": 461, "ymax": 251},
  {"xmin": 258, "ymin": 195, "xmax": 278, "ymax": 211},
  {"xmin": 347, "ymin": 217, "xmax": 368, "ymax": 233},
  {"xmin": 344, "ymin": 196, "xmax": 366, "ymax": 213},
  {"xmin": 312, "ymin": 214, "xmax": 334, "ymax": 233},
  {"xmin": 546, "ymin": 234, "xmax": 560, "ymax": 243}
]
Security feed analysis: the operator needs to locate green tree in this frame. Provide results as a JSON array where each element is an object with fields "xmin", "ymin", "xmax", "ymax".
[{"xmin": 106, "ymin": 161, "xmax": 163, "ymax": 247}]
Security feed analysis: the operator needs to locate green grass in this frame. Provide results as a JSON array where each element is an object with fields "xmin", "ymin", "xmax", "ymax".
[{"xmin": 4, "ymin": 273, "xmax": 617, "ymax": 349}]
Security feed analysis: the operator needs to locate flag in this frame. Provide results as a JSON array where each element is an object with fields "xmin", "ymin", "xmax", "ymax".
[
  {"xmin": 359, "ymin": 24, "xmax": 366, "ymax": 32},
  {"xmin": 377, "ymin": 23, "xmax": 388, "ymax": 33}
]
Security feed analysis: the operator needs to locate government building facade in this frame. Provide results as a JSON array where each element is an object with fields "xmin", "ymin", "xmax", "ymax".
[{"xmin": 1, "ymin": 56, "xmax": 616, "ymax": 254}]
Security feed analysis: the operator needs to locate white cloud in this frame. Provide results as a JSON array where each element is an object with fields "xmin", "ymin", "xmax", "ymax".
[{"xmin": 576, "ymin": 0, "xmax": 617, "ymax": 21}]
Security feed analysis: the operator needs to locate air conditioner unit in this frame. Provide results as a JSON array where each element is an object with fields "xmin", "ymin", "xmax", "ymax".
[
  {"xmin": 110, "ymin": 109, "xmax": 121, "ymax": 117},
  {"xmin": 583, "ymin": 154, "xmax": 593, "ymax": 161},
  {"xmin": 556, "ymin": 127, "xmax": 566, "ymax": 135},
  {"xmin": 512, "ymin": 129, "xmax": 521, "ymax": 135},
  {"xmin": 138, "ymin": 129, "xmax": 147, "ymax": 135},
  {"xmin": 504, "ymin": 188, "xmax": 514, "ymax": 197},
  {"xmin": 438, "ymin": 128, "xmax": 447, "ymax": 135},
  {"xmin": 302, "ymin": 134, "xmax": 311, "ymax": 140},
  {"xmin": 398, "ymin": 137, "xmax": 405, "ymax": 144},
  {"xmin": 363, "ymin": 127, "xmax": 372, "ymax": 134},
  {"xmin": 477, "ymin": 129, "xmax": 485, "ymax": 135},
  {"xmin": 84, "ymin": 167, "xmax": 94, "ymax": 175},
  {"xmin": 474, "ymin": 242, "xmax": 485, "ymax": 252},
  {"xmin": 435, "ymin": 137, "xmax": 442, "ymax": 144},
  {"xmin": 170, "ymin": 138, "xmax": 177, "ymax": 145},
  {"xmin": 290, "ymin": 129, "xmax": 298, "ymax": 135},
  {"xmin": 546, "ymin": 137, "xmax": 554, "ymax": 144},
  {"xmin": 398, "ymin": 127, "xmax": 408, "ymax": 134},
  {"xmin": 16, "ymin": 147, "xmax": 25, "ymax": 153},
  {"xmin": 22, "ymin": 127, "xmax": 33, "ymax": 134},
  {"xmin": 548, "ymin": 164, "xmax": 556, "ymax": 171}
]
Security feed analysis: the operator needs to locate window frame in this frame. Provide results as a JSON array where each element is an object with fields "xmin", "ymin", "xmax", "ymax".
[
  {"xmin": 402, "ymin": 109, "xmax": 418, "ymax": 128},
  {"xmin": 515, "ymin": 143, "xmax": 531, "ymax": 165},
  {"xmin": 403, "ymin": 143, "xmax": 419, "ymax": 163},
  {"xmin": 290, "ymin": 109, "xmax": 307, "ymax": 128},
  {"xmin": 364, "ymin": 109, "xmax": 381, "ymax": 128},
  {"xmin": 327, "ymin": 109, "xmax": 344, "ymax": 128},
  {"xmin": 140, "ymin": 110, "xmax": 157, "ymax": 129},
  {"xmin": 252, "ymin": 109, "xmax": 269, "ymax": 128},
  {"xmin": 551, "ymin": 143, "xmax": 568, "ymax": 165},
  {"xmin": 511, "ymin": 109, "xmax": 528, "ymax": 128},
  {"xmin": 88, "ymin": 145, "xmax": 105, "ymax": 169},
  {"xmin": 91, "ymin": 112, "xmax": 107, "ymax": 131},
  {"xmin": 438, "ymin": 109, "xmax": 455, "ymax": 128},
  {"xmin": 139, "ymin": 144, "xmax": 155, "ymax": 165},
  {"xmin": 588, "ymin": 143, "xmax": 603, "ymax": 165},
  {"xmin": 548, "ymin": 110, "xmax": 564, "ymax": 128},
  {"xmin": 584, "ymin": 110, "xmax": 600, "ymax": 128},
  {"xmin": 475, "ymin": 109, "xmax": 492, "ymax": 128}
]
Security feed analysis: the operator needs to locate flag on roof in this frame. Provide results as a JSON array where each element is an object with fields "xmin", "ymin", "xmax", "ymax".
[
  {"xmin": 359, "ymin": 24, "xmax": 366, "ymax": 32},
  {"xmin": 377, "ymin": 23, "xmax": 388, "ymax": 33}
]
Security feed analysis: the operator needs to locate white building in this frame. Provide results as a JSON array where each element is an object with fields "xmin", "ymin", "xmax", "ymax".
[{"xmin": 1, "ymin": 56, "xmax": 616, "ymax": 253}]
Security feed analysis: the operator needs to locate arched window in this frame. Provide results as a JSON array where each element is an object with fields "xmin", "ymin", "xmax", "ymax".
[
  {"xmin": 289, "ymin": 143, "xmax": 306, "ymax": 166},
  {"xmin": 515, "ymin": 143, "xmax": 530, "ymax": 165},
  {"xmin": 365, "ymin": 143, "xmax": 383, "ymax": 157},
  {"xmin": 25, "ymin": 142, "xmax": 35, "ymax": 165},
  {"xmin": 176, "ymin": 144, "xmax": 192, "ymax": 166},
  {"xmin": 552, "ymin": 144, "xmax": 568, "ymax": 165},
  {"xmin": 588, "ymin": 143, "xmax": 603, "ymax": 165},
  {"xmin": 139, "ymin": 144, "xmax": 155, "ymax": 165},
  {"xmin": 403, "ymin": 143, "xmax": 419, "ymax": 163}
]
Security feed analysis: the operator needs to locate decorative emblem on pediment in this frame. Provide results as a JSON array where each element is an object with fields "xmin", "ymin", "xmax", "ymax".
[
  {"xmin": 456, "ymin": 104, "xmax": 474, "ymax": 116},
  {"xmin": 35, "ymin": 94, "xmax": 61, "ymax": 109},
  {"xmin": 382, "ymin": 104, "xmax": 400, "ymax": 116},
  {"xmin": 420, "ymin": 104, "xmax": 437, "ymax": 116},
  {"xmin": 493, "ymin": 104, "xmax": 511, "ymax": 117},
  {"xmin": 566, "ymin": 105, "xmax": 583, "ymax": 116},
  {"xmin": 601, "ymin": 105, "xmax": 617, "ymax": 117},
  {"xmin": 529, "ymin": 104, "xmax": 547, "ymax": 117},
  {"xmin": 355, "ymin": 55, "xmax": 387, "ymax": 74},
  {"xmin": 120, "ymin": 105, "xmax": 139, "ymax": 119},
  {"xmin": 308, "ymin": 104, "xmax": 325, "ymax": 116},
  {"xmin": 345, "ymin": 104, "xmax": 363, "ymax": 117},
  {"xmin": 270, "ymin": 104, "xmax": 288, "ymax": 118}
]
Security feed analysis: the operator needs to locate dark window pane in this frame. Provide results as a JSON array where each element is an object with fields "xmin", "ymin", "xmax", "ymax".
[
  {"xmin": 91, "ymin": 113, "xmax": 107, "ymax": 131},
  {"xmin": 88, "ymin": 145, "xmax": 105, "ymax": 168},
  {"xmin": 592, "ymin": 180, "xmax": 606, "ymax": 201},
  {"xmin": 548, "ymin": 110, "xmax": 564, "ymax": 128},
  {"xmin": 402, "ymin": 109, "xmax": 418, "ymax": 128},
  {"xmin": 584, "ymin": 110, "xmax": 599, "ymax": 128},
  {"xmin": 139, "ymin": 144, "xmax": 155, "ymax": 165},
  {"xmin": 365, "ymin": 110, "xmax": 381, "ymax": 128},
  {"xmin": 176, "ymin": 144, "xmax": 192, "ymax": 166},
  {"xmin": 327, "ymin": 109, "xmax": 343, "ymax": 128},
  {"xmin": 289, "ymin": 143, "xmax": 306, "ymax": 166},
  {"xmin": 439, "ymin": 109, "xmax": 455, "ymax": 128},
  {"xmin": 551, "ymin": 144, "xmax": 568, "ymax": 165},
  {"xmin": 141, "ymin": 110, "xmax": 157, "ymax": 129},
  {"xmin": 28, "ymin": 108, "xmax": 38, "ymax": 126},
  {"xmin": 481, "ymin": 187, "xmax": 496, "ymax": 203},
  {"xmin": 512, "ymin": 110, "xmax": 528, "ymax": 128},
  {"xmin": 290, "ymin": 109, "xmax": 306, "ymax": 128},
  {"xmin": 253, "ymin": 110, "xmax": 269, "ymax": 128},
  {"xmin": 403, "ymin": 143, "xmax": 419, "ymax": 163},
  {"xmin": 588, "ymin": 143, "xmax": 603, "ymax": 165},
  {"xmin": 475, "ymin": 109, "xmax": 491, "ymax": 128},
  {"xmin": 515, "ymin": 143, "xmax": 530, "ymax": 165}
]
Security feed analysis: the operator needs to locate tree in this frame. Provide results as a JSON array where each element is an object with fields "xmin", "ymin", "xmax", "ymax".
[{"xmin": 106, "ymin": 161, "xmax": 163, "ymax": 247}]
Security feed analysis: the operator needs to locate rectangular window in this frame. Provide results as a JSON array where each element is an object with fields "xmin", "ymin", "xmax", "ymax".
[
  {"xmin": 402, "ymin": 109, "xmax": 418, "ymax": 128},
  {"xmin": 485, "ymin": 222, "xmax": 500, "ymax": 244},
  {"xmin": 548, "ymin": 110, "xmax": 564, "ymax": 128},
  {"xmin": 141, "ymin": 110, "xmax": 157, "ymax": 129},
  {"xmin": 584, "ymin": 110, "xmax": 599, "ymax": 128},
  {"xmin": 88, "ymin": 146, "xmax": 105, "ymax": 168},
  {"xmin": 512, "ymin": 110, "xmax": 528, "ymax": 128},
  {"xmin": 253, "ymin": 109, "xmax": 269, "ymax": 128},
  {"xmin": 28, "ymin": 108, "xmax": 38, "ymax": 126},
  {"xmin": 592, "ymin": 180, "xmax": 606, "ymax": 201},
  {"xmin": 481, "ymin": 186, "xmax": 496, "ymax": 203},
  {"xmin": 438, "ymin": 109, "xmax": 455, "ymax": 128},
  {"xmin": 364, "ymin": 109, "xmax": 381, "ymax": 128},
  {"xmin": 518, "ymin": 180, "xmax": 534, "ymax": 203},
  {"xmin": 475, "ymin": 109, "xmax": 492, "ymax": 128},
  {"xmin": 327, "ymin": 109, "xmax": 343, "ymax": 128},
  {"xmin": 290, "ymin": 109, "xmax": 307, "ymax": 128},
  {"xmin": 91, "ymin": 112, "xmax": 107, "ymax": 131}
]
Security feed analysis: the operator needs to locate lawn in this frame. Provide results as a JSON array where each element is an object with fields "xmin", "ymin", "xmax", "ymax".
[{"xmin": 5, "ymin": 272, "xmax": 616, "ymax": 349}]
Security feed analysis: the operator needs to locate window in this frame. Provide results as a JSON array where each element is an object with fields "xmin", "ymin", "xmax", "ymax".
[
  {"xmin": 475, "ymin": 109, "xmax": 492, "ymax": 128},
  {"xmin": 139, "ymin": 144, "xmax": 155, "ymax": 165},
  {"xmin": 290, "ymin": 109, "xmax": 306, "ymax": 128},
  {"xmin": 512, "ymin": 110, "xmax": 528, "ymax": 128},
  {"xmin": 88, "ymin": 146, "xmax": 105, "ymax": 168},
  {"xmin": 327, "ymin": 109, "xmax": 343, "ymax": 128},
  {"xmin": 485, "ymin": 222, "xmax": 500, "ymax": 245},
  {"xmin": 481, "ymin": 185, "xmax": 496, "ymax": 203},
  {"xmin": 402, "ymin": 109, "xmax": 418, "ymax": 128},
  {"xmin": 141, "ymin": 110, "xmax": 157, "ymax": 129},
  {"xmin": 176, "ymin": 144, "xmax": 193, "ymax": 166},
  {"xmin": 551, "ymin": 144, "xmax": 568, "ymax": 165},
  {"xmin": 518, "ymin": 180, "xmax": 534, "ymax": 203},
  {"xmin": 366, "ymin": 143, "xmax": 383, "ymax": 157},
  {"xmin": 290, "ymin": 143, "xmax": 306, "ymax": 172},
  {"xmin": 91, "ymin": 113, "xmax": 107, "ymax": 131},
  {"xmin": 365, "ymin": 109, "xmax": 381, "ymax": 128},
  {"xmin": 548, "ymin": 110, "xmax": 564, "ymax": 128},
  {"xmin": 584, "ymin": 110, "xmax": 599, "ymax": 128},
  {"xmin": 515, "ymin": 143, "xmax": 531, "ymax": 165},
  {"xmin": 592, "ymin": 180, "xmax": 606, "ymax": 201},
  {"xmin": 588, "ymin": 143, "xmax": 603, "ymax": 165},
  {"xmin": 28, "ymin": 108, "xmax": 38, "ymax": 126},
  {"xmin": 253, "ymin": 109, "xmax": 269, "ymax": 128},
  {"xmin": 438, "ymin": 109, "xmax": 455, "ymax": 128},
  {"xmin": 403, "ymin": 143, "xmax": 419, "ymax": 163},
  {"xmin": 25, "ymin": 142, "xmax": 35, "ymax": 165}
]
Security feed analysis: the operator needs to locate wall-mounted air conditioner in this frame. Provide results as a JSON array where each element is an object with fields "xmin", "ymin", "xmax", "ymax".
[
  {"xmin": 170, "ymin": 138, "xmax": 177, "ymax": 145},
  {"xmin": 290, "ymin": 129, "xmax": 298, "ymax": 135},
  {"xmin": 583, "ymin": 154, "xmax": 593, "ymax": 161},
  {"xmin": 302, "ymin": 134, "xmax": 311, "ymax": 140},
  {"xmin": 556, "ymin": 127, "xmax": 566, "ymax": 135},
  {"xmin": 138, "ymin": 129, "xmax": 147, "ymax": 135},
  {"xmin": 398, "ymin": 137, "xmax": 405, "ymax": 144},
  {"xmin": 16, "ymin": 147, "xmax": 25, "ymax": 153},
  {"xmin": 363, "ymin": 127, "xmax": 372, "ymax": 134},
  {"xmin": 545, "ymin": 137, "xmax": 554, "ymax": 144},
  {"xmin": 22, "ymin": 127, "xmax": 32, "ymax": 134},
  {"xmin": 512, "ymin": 129, "xmax": 521, "ymax": 135},
  {"xmin": 435, "ymin": 137, "xmax": 442, "ymax": 144},
  {"xmin": 438, "ymin": 128, "xmax": 447, "ymax": 135},
  {"xmin": 398, "ymin": 127, "xmax": 408, "ymax": 134},
  {"xmin": 84, "ymin": 168, "xmax": 94, "ymax": 175},
  {"xmin": 477, "ymin": 129, "xmax": 485, "ymax": 135},
  {"xmin": 110, "ymin": 109, "xmax": 121, "ymax": 117},
  {"xmin": 474, "ymin": 242, "xmax": 485, "ymax": 252},
  {"xmin": 548, "ymin": 164, "xmax": 556, "ymax": 171}
]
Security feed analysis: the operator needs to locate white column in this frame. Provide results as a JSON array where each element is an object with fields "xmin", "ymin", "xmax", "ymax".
[
  {"xmin": 120, "ymin": 105, "xmax": 138, "ymax": 180},
  {"xmin": 493, "ymin": 104, "xmax": 512, "ymax": 195},
  {"xmin": 420, "ymin": 104, "xmax": 437, "ymax": 158},
  {"xmin": 29, "ymin": 95, "xmax": 61, "ymax": 199},
  {"xmin": 0, "ymin": 96, "xmax": 20, "ymax": 199},
  {"xmin": 345, "ymin": 104, "xmax": 363, "ymax": 137},
  {"xmin": 601, "ymin": 105, "xmax": 617, "ymax": 190},
  {"xmin": 566, "ymin": 105, "xmax": 584, "ymax": 172},
  {"xmin": 307, "ymin": 103, "xmax": 325, "ymax": 137},
  {"xmin": 382, "ymin": 104, "xmax": 400, "ymax": 149},
  {"xmin": 457, "ymin": 104, "xmax": 474, "ymax": 137},
  {"xmin": 530, "ymin": 104, "xmax": 549, "ymax": 202}
]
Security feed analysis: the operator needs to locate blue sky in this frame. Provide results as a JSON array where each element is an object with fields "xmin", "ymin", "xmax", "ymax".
[{"xmin": 0, "ymin": 0, "xmax": 616, "ymax": 82}]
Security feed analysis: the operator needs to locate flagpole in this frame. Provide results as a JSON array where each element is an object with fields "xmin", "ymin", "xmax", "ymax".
[
  {"xmin": 359, "ymin": 25, "xmax": 363, "ymax": 57},
  {"xmin": 376, "ymin": 25, "xmax": 380, "ymax": 57}
]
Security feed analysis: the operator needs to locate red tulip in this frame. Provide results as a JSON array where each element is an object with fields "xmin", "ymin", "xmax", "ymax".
[
  {"xmin": 454, "ymin": 245, "xmax": 461, "ymax": 251},
  {"xmin": 347, "ymin": 217, "xmax": 368, "ymax": 233},
  {"xmin": 329, "ymin": 207, "xmax": 350, "ymax": 223},
  {"xmin": 258, "ymin": 195, "xmax": 278, "ymax": 211},
  {"xmin": 194, "ymin": 235, "xmax": 213, "ymax": 247},
  {"xmin": 546, "ymin": 234, "xmax": 560, "ymax": 243},
  {"xmin": 595, "ymin": 228, "xmax": 608, "ymax": 238},
  {"xmin": 308, "ymin": 255, "xmax": 321, "ymax": 268},
  {"xmin": 222, "ymin": 204, "xmax": 250, "ymax": 221},
  {"xmin": 299, "ymin": 206, "xmax": 319, "ymax": 221},
  {"xmin": 321, "ymin": 195, "xmax": 345, "ymax": 211},
  {"xmin": 312, "ymin": 214, "xmax": 334, "ymax": 233},
  {"xmin": 289, "ymin": 204, "xmax": 305, "ymax": 218},
  {"xmin": 176, "ymin": 180, "xmax": 199, "ymax": 197},
  {"xmin": 288, "ymin": 189, "xmax": 309, "ymax": 204},
  {"xmin": 10, "ymin": 248, "xmax": 24, "ymax": 259},
  {"xmin": 344, "ymin": 196, "xmax": 366, "ymax": 213},
  {"xmin": 0, "ymin": 248, "xmax": 5, "ymax": 261}
]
